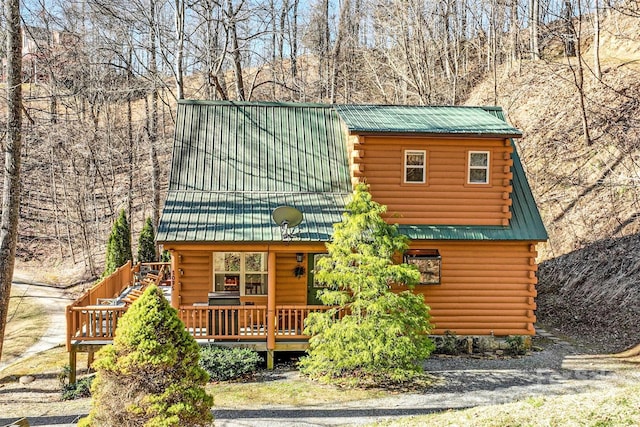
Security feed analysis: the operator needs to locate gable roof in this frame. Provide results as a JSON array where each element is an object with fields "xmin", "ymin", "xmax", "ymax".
[
  {"xmin": 157, "ymin": 101, "xmax": 546, "ymax": 243},
  {"xmin": 169, "ymin": 100, "xmax": 351, "ymax": 193},
  {"xmin": 159, "ymin": 101, "xmax": 351, "ymax": 243},
  {"xmin": 336, "ymin": 105, "xmax": 522, "ymax": 137}
]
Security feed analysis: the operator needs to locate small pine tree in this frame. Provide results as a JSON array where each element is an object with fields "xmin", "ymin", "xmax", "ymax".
[
  {"xmin": 85, "ymin": 285, "xmax": 213, "ymax": 426},
  {"xmin": 104, "ymin": 209, "xmax": 133, "ymax": 276},
  {"xmin": 299, "ymin": 183, "xmax": 435, "ymax": 384},
  {"xmin": 137, "ymin": 217, "xmax": 156, "ymax": 263}
]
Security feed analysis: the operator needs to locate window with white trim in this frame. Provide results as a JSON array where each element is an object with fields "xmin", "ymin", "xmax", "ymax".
[
  {"xmin": 404, "ymin": 150, "xmax": 426, "ymax": 183},
  {"xmin": 468, "ymin": 151, "xmax": 490, "ymax": 184}
]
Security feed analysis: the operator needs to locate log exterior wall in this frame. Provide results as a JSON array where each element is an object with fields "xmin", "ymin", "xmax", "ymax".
[
  {"xmin": 168, "ymin": 248, "xmax": 309, "ymax": 306},
  {"xmin": 401, "ymin": 240, "xmax": 538, "ymax": 335},
  {"xmin": 169, "ymin": 241, "xmax": 537, "ymax": 336},
  {"xmin": 349, "ymin": 135, "xmax": 514, "ymax": 226}
]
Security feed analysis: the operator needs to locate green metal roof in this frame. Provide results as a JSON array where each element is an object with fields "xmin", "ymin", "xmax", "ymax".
[
  {"xmin": 336, "ymin": 105, "xmax": 523, "ymax": 137},
  {"xmin": 159, "ymin": 192, "xmax": 349, "ymax": 242},
  {"xmin": 157, "ymin": 101, "xmax": 546, "ymax": 243},
  {"xmin": 169, "ymin": 100, "xmax": 351, "ymax": 192}
]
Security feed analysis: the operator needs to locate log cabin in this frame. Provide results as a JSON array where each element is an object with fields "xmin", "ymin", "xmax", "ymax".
[{"xmin": 156, "ymin": 100, "xmax": 547, "ymax": 366}]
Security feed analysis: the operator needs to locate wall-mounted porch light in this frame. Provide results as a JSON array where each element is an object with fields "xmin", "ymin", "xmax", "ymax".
[{"xmin": 296, "ymin": 253, "xmax": 304, "ymax": 263}]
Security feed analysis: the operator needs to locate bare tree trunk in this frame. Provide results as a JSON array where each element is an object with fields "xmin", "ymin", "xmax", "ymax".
[
  {"xmin": 49, "ymin": 146, "xmax": 64, "ymax": 259},
  {"xmin": 564, "ymin": 1, "xmax": 576, "ymax": 56},
  {"xmin": 593, "ymin": 0, "xmax": 602, "ymax": 80},
  {"xmin": 0, "ymin": 0, "xmax": 23, "ymax": 359},
  {"xmin": 227, "ymin": 0, "xmax": 246, "ymax": 100},
  {"xmin": 148, "ymin": 0, "xmax": 161, "ymax": 256},
  {"xmin": 175, "ymin": 0, "xmax": 185, "ymax": 99},
  {"xmin": 565, "ymin": 2, "xmax": 591, "ymax": 146},
  {"xmin": 124, "ymin": 43, "xmax": 134, "ymax": 240},
  {"xmin": 330, "ymin": 0, "xmax": 350, "ymax": 103},
  {"xmin": 147, "ymin": 95, "xmax": 161, "ymax": 239},
  {"xmin": 530, "ymin": 0, "xmax": 540, "ymax": 60},
  {"xmin": 291, "ymin": 0, "xmax": 298, "ymax": 82},
  {"xmin": 510, "ymin": 0, "xmax": 519, "ymax": 64}
]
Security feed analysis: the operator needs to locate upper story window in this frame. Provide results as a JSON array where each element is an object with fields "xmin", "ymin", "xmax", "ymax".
[
  {"xmin": 404, "ymin": 150, "xmax": 426, "ymax": 183},
  {"xmin": 468, "ymin": 151, "xmax": 490, "ymax": 184}
]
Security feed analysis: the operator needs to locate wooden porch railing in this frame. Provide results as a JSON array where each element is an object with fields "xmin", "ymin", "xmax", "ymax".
[
  {"xmin": 65, "ymin": 260, "xmax": 337, "ymax": 348},
  {"xmin": 66, "ymin": 305, "xmax": 128, "ymax": 343},
  {"xmin": 68, "ymin": 304, "xmax": 337, "ymax": 347},
  {"xmin": 66, "ymin": 261, "xmax": 170, "ymax": 349},
  {"xmin": 178, "ymin": 305, "xmax": 336, "ymax": 340}
]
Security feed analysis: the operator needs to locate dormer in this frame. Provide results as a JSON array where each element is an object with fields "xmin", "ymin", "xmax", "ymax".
[{"xmin": 336, "ymin": 105, "xmax": 521, "ymax": 227}]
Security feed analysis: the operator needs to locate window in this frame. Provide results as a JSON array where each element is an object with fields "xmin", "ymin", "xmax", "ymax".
[
  {"xmin": 404, "ymin": 150, "xmax": 426, "ymax": 183},
  {"xmin": 468, "ymin": 151, "xmax": 490, "ymax": 184},
  {"xmin": 213, "ymin": 252, "xmax": 267, "ymax": 295},
  {"xmin": 404, "ymin": 249, "xmax": 441, "ymax": 284}
]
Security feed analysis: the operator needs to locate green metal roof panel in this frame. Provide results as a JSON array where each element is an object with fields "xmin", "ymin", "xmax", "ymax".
[
  {"xmin": 170, "ymin": 100, "xmax": 351, "ymax": 193},
  {"xmin": 157, "ymin": 191, "xmax": 350, "ymax": 242},
  {"xmin": 335, "ymin": 105, "xmax": 522, "ymax": 136}
]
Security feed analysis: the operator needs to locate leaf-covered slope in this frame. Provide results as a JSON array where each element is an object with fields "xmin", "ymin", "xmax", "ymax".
[
  {"xmin": 537, "ymin": 234, "xmax": 640, "ymax": 352},
  {"xmin": 466, "ymin": 11, "xmax": 640, "ymax": 351}
]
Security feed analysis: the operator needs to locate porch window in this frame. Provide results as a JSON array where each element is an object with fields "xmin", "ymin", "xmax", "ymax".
[
  {"xmin": 404, "ymin": 150, "xmax": 426, "ymax": 183},
  {"xmin": 404, "ymin": 249, "xmax": 441, "ymax": 284},
  {"xmin": 468, "ymin": 151, "xmax": 490, "ymax": 184},
  {"xmin": 213, "ymin": 252, "xmax": 267, "ymax": 295}
]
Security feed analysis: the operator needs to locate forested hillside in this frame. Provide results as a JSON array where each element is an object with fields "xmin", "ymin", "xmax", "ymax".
[
  {"xmin": 468, "ymin": 10, "xmax": 640, "ymax": 259},
  {"xmin": 3, "ymin": 0, "xmax": 640, "ymax": 298},
  {"xmin": 467, "ymin": 9, "xmax": 640, "ymax": 351}
]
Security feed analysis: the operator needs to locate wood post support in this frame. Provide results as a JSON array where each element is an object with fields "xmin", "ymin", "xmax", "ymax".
[
  {"xmin": 69, "ymin": 346, "xmax": 77, "ymax": 385},
  {"xmin": 87, "ymin": 350, "xmax": 95, "ymax": 369},
  {"xmin": 266, "ymin": 350, "xmax": 274, "ymax": 370},
  {"xmin": 267, "ymin": 251, "xmax": 276, "ymax": 355}
]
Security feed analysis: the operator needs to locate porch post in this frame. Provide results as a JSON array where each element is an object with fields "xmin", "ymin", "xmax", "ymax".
[
  {"xmin": 69, "ymin": 345, "xmax": 77, "ymax": 384},
  {"xmin": 267, "ymin": 250, "xmax": 277, "ymax": 369},
  {"xmin": 170, "ymin": 250, "xmax": 179, "ymax": 308}
]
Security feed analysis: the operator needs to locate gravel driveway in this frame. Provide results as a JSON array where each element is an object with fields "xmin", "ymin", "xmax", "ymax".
[
  {"xmin": 1, "ymin": 329, "xmax": 636, "ymax": 427},
  {"xmin": 213, "ymin": 333, "xmax": 639, "ymax": 426}
]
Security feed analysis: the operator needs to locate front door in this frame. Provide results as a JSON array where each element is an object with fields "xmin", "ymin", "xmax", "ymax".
[{"xmin": 306, "ymin": 254, "xmax": 326, "ymax": 305}]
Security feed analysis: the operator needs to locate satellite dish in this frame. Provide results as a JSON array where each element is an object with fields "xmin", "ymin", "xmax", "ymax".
[
  {"xmin": 272, "ymin": 206, "xmax": 303, "ymax": 228},
  {"xmin": 272, "ymin": 206, "xmax": 303, "ymax": 241}
]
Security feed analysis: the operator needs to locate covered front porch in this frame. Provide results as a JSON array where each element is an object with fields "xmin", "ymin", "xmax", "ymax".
[{"xmin": 66, "ymin": 254, "xmax": 332, "ymax": 382}]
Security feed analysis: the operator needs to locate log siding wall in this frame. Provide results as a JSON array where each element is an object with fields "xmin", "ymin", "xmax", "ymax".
[
  {"xmin": 169, "ymin": 249, "xmax": 308, "ymax": 306},
  {"xmin": 403, "ymin": 240, "xmax": 538, "ymax": 335},
  {"xmin": 349, "ymin": 135, "xmax": 514, "ymax": 226}
]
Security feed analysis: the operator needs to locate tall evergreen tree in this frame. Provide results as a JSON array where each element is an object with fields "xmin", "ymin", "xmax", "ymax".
[
  {"xmin": 299, "ymin": 184, "xmax": 434, "ymax": 385},
  {"xmin": 84, "ymin": 285, "xmax": 213, "ymax": 426},
  {"xmin": 137, "ymin": 217, "xmax": 156, "ymax": 263},
  {"xmin": 104, "ymin": 209, "xmax": 133, "ymax": 276}
]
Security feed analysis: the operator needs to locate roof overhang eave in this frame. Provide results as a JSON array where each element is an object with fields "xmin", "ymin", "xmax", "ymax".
[{"xmin": 347, "ymin": 130, "xmax": 523, "ymax": 139}]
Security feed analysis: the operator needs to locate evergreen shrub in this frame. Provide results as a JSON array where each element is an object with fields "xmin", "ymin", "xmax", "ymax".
[
  {"xmin": 104, "ymin": 209, "xmax": 133, "ymax": 276},
  {"xmin": 199, "ymin": 346, "xmax": 262, "ymax": 382},
  {"xmin": 137, "ymin": 217, "xmax": 156, "ymax": 263},
  {"xmin": 85, "ymin": 285, "xmax": 213, "ymax": 426},
  {"xmin": 299, "ymin": 184, "xmax": 435, "ymax": 386}
]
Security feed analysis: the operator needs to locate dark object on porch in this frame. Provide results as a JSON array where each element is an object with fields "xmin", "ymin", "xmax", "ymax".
[{"xmin": 208, "ymin": 292, "xmax": 240, "ymax": 336}]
